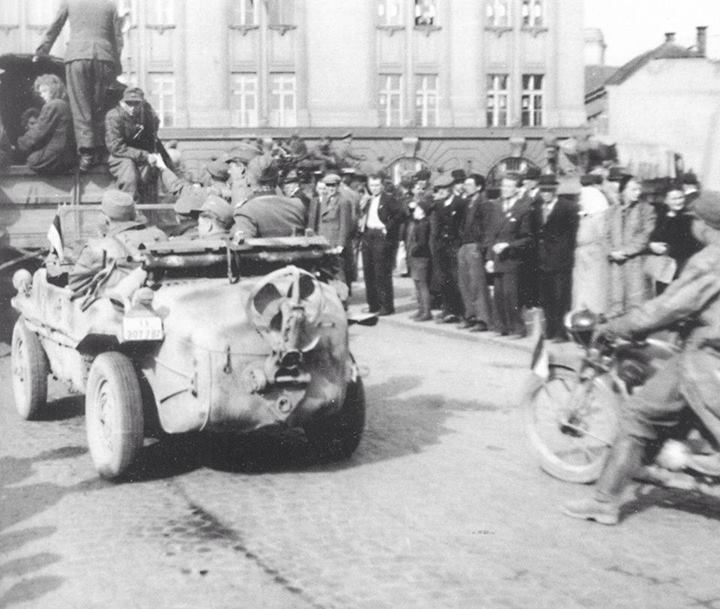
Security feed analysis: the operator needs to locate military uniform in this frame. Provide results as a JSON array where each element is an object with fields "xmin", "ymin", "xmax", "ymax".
[
  {"xmin": 36, "ymin": 0, "xmax": 122, "ymax": 159},
  {"xmin": 105, "ymin": 91, "xmax": 160, "ymax": 201},
  {"xmin": 233, "ymin": 190, "xmax": 307, "ymax": 239}
]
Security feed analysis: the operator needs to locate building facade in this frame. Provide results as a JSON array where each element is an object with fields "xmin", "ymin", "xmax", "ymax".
[{"xmin": 0, "ymin": 0, "xmax": 586, "ymax": 177}]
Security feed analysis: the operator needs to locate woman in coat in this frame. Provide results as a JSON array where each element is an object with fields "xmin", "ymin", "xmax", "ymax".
[
  {"xmin": 17, "ymin": 74, "xmax": 76, "ymax": 174},
  {"xmin": 605, "ymin": 175, "xmax": 656, "ymax": 315},
  {"xmin": 572, "ymin": 176, "xmax": 610, "ymax": 314}
]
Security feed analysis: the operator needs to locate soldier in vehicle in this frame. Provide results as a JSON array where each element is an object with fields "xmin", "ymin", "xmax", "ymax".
[
  {"xmin": 197, "ymin": 195, "xmax": 235, "ymax": 239},
  {"xmin": 562, "ymin": 190, "xmax": 720, "ymax": 526},
  {"xmin": 282, "ymin": 169, "xmax": 311, "ymax": 212},
  {"xmin": 167, "ymin": 188, "xmax": 205, "ymax": 239},
  {"xmin": 105, "ymin": 87, "xmax": 160, "ymax": 201},
  {"xmin": 35, "ymin": 0, "xmax": 123, "ymax": 172},
  {"xmin": 232, "ymin": 166, "xmax": 306, "ymax": 239},
  {"xmin": 69, "ymin": 189, "xmax": 167, "ymax": 294}
]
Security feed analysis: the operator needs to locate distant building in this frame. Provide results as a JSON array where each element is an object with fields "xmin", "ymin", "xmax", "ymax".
[
  {"xmin": 1, "ymin": 0, "xmax": 587, "ymax": 178},
  {"xmin": 584, "ymin": 27, "xmax": 720, "ymax": 189}
]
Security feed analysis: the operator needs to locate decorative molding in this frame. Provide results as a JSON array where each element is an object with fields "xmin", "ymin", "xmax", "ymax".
[
  {"xmin": 229, "ymin": 24, "xmax": 260, "ymax": 36},
  {"xmin": 146, "ymin": 24, "xmax": 176, "ymax": 34},
  {"xmin": 413, "ymin": 24, "xmax": 442, "ymax": 37},
  {"xmin": 268, "ymin": 24, "xmax": 297, "ymax": 36},
  {"xmin": 521, "ymin": 25, "xmax": 549, "ymax": 38},
  {"xmin": 484, "ymin": 26, "xmax": 513, "ymax": 38},
  {"xmin": 376, "ymin": 25, "xmax": 405, "ymax": 36}
]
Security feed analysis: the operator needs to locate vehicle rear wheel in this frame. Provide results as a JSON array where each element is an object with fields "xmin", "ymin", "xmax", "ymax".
[
  {"xmin": 305, "ymin": 377, "xmax": 366, "ymax": 462},
  {"xmin": 522, "ymin": 366, "xmax": 619, "ymax": 483},
  {"xmin": 11, "ymin": 318, "xmax": 49, "ymax": 420},
  {"xmin": 85, "ymin": 352, "xmax": 144, "ymax": 480}
]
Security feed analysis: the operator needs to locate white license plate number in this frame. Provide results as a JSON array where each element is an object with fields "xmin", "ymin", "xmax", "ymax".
[{"xmin": 122, "ymin": 316, "xmax": 163, "ymax": 341}]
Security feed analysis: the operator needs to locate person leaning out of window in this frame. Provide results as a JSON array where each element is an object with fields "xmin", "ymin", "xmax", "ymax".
[{"xmin": 16, "ymin": 74, "xmax": 76, "ymax": 174}]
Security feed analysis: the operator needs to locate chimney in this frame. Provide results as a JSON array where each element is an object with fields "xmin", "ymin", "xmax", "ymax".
[
  {"xmin": 696, "ymin": 26, "xmax": 708, "ymax": 57},
  {"xmin": 664, "ymin": 32, "xmax": 675, "ymax": 43}
]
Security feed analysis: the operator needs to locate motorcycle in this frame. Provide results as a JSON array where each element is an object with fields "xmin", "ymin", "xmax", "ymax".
[{"xmin": 522, "ymin": 309, "xmax": 720, "ymax": 493}]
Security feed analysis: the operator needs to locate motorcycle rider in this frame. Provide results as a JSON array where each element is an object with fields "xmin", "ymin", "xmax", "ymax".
[{"xmin": 562, "ymin": 190, "xmax": 720, "ymax": 525}]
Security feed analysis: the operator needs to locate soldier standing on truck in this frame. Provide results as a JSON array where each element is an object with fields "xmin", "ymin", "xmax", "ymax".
[{"xmin": 35, "ymin": 0, "xmax": 123, "ymax": 173}]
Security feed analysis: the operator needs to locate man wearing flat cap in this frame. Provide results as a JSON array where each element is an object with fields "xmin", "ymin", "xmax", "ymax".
[
  {"xmin": 530, "ymin": 174, "xmax": 579, "ymax": 341},
  {"xmin": 307, "ymin": 173, "xmax": 354, "ymax": 287},
  {"xmin": 167, "ymin": 187, "xmax": 205, "ymax": 238},
  {"xmin": 563, "ymin": 191, "xmax": 720, "ymax": 526},
  {"xmin": 198, "ymin": 195, "xmax": 235, "ymax": 239},
  {"xmin": 232, "ymin": 166, "xmax": 306, "ymax": 238},
  {"xmin": 105, "ymin": 87, "xmax": 161, "ymax": 202},
  {"xmin": 69, "ymin": 188, "xmax": 167, "ymax": 294}
]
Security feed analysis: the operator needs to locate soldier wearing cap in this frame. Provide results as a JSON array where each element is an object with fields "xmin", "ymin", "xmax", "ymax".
[
  {"xmin": 35, "ymin": 0, "xmax": 123, "ymax": 172},
  {"xmin": 105, "ymin": 87, "xmax": 161, "ymax": 202},
  {"xmin": 433, "ymin": 171, "xmax": 465, "ymax": 324},
  {"xmin": 529, "ymin": 174, "xmax": 579, "ymax": 341},
  {"xmin": 563, "ymin": 191, "xmax": 720, "ymax": 526},
  {"xmin": 308, "ymin": 173, "xmax": 354, "ymax": 287},
  {"xmin": 167, "ymin": 188, "xmax": 205, "ymax": 238},
  {"xmin": 198, "ymin": 195, "xmax": 234, "ymax": 239},
  {"xmin": 69, "ymin": 188, "xmax": 167, "ymax": 293},
  {"xmin": 232, "ymin": 166, "xmax": 306, "ymax": 238}
]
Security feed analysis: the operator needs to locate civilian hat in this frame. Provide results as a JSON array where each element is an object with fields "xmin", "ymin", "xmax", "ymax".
[
  {"xmin": 174, "ymin": 189, "xmax": 205, "ymax": 216},
  {"xmin": 450, "ymin": 169, "xmax": 467, "ymax": 184},
  {"xmin": 432, "ymin": 174, "xmax": 453, "ymax": 190},
  {"xmin": 524, "ymin": 166, "xmax": 542, "ymax": 180},
  {"xmin": 200, "ymin": 195, "xmax": 234, "ymax": 227},
  {"xmin": 322, "ymin": 173, "xmax": 341, "ymax": 185},
  {"xmin": 538, "ymin": 174, "xmax": 559, "ymax": 190},
  {"xmin": 693, "ymin": 191, "xmax": 720, "ymax": 230},
  {"xmin": 413, "ymin": 168, "xmax": 431, "ymax": 182},
  {"xmin": 224, "ymin": 143, "xmax": 258, "ymax": 164},
  {"xmin": 607, "ymin": 165, "xmax": 631, "ymax": 182},
  {"xmin": 283, "ymin": 169, "xmax": 300, "ymax": 184},
  {"xmin": 101, "ymin": 189, "xmax": 136, "ymax": 222},
  {"xmin": 206, "ymin": 159, "xmax": 230, "ymax": 182}
]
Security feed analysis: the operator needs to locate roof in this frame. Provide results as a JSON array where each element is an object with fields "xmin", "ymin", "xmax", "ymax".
[
  {"xmin": 605, "ymin": 41, "xmax": 699, "ymax": 87},
  {"xmin": 585, "ymin": 65, "xmax": 619, "ymax": 95}
]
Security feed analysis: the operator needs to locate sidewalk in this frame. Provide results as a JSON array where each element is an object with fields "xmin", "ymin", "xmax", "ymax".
[{"xmin": 347, "ymin": 273, "xmax": 538, "ymax": 354}]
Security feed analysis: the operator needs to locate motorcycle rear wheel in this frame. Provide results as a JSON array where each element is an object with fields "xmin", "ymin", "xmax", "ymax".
[{"xmin": 522, "ymin": 365, "xmax": 619, "ymax": 483}]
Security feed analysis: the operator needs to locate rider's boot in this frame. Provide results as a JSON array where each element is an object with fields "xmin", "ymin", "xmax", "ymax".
[{"xmin": 561, "ymin": 435, "xmax": 645, "ymax": 525}]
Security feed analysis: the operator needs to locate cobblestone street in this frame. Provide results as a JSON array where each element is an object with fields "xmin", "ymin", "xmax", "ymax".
[{"xmin": 2, "ymin": 299, "xmax": 720, "ymax": 608}]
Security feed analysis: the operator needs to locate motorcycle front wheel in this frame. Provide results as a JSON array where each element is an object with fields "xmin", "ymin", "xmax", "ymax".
[{"xmin": 522, "ymin": 365, "xmax": 620, "ymax": 483}]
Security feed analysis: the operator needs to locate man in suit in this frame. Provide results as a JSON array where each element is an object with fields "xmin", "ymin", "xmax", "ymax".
[
  {"xmin": 233, "ymin": 166, "xmax": 306, "ymax": 238},
  {"xmin": 532, "ymin": 175, "xmax": 579, "ymax": 341},
  {"xmin": 457, "ymin": 173, "xmax": 492, "ymax": 331},
  {"xmin": 486, "ymin": 175, "xmax": 533, "ymax": 337},
  {"xmin": 35, "ymin": 0, "xmax": 123, "ymax": 172},
  {"xmin": 519, "ymin": 166, "xmax": 544, "ymax": 308},
  {"xmin": 307, "ymin": 173, "xmax": 354, "ymax": 286},
  {"xmin": 434, "ymin": 171, "xmax": 466, "ymax": 323},
  {"xmin": 360, "ymin": 174, "xmax": 406, "ymax": 315}
]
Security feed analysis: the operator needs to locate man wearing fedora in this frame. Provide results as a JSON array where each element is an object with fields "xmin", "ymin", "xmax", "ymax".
[
  {"xmin": 69, "ymin": 189, "xmax": 167, "ymax": 294},
  {"xmin": 105, "ymin": 87, "xmax": 160, "ymax": 202},
  {"xmin": 531, "ymin": 174, "xmax": 579, "ymax": 341}
]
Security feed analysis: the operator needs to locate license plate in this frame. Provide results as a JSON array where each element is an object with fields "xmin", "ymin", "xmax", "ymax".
[{"xmin": 122, "ymin": 315, "xmax": 164, "ymax": 342}]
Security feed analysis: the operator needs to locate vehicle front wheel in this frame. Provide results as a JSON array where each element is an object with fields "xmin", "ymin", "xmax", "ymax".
[
  {"xmin": 85, "ymin": 352, "xmax": 144, "ymax": 480},
  {"xmin": 11, "ymin": 318, "xmax": 49, "ymax": 420},
  {"xmin": 305, "ymin": 377, "xmax": 366, "ymax": 462},
  {"xmin": 522, "ymin": 366, "xmax": 619, "ymax": 483}
]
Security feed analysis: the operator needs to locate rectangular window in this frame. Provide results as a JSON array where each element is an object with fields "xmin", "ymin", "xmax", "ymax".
[
  {"xmin": 486, "ymin": 0, "xmax": 510, "ymax": 27},
  {"xmin": 147, "ymin": 1, "xmax": 174, "ymax": 25},
  {"xmin": 233, "ymin": 0, "xmax": 257, "ymax": 26},
  {"xmin": 522, "ymin": 0, "xmax": 544, "ymax": 27},
  {"xmin": 414, "ymin": 0, "xmax": 436, "ymax": 26},
  {"xmin": 414, "ymin": 74, "xmax": 438, "ymax": 127},
  {"xmin": 267, "ymin": 0, "xmax": 294, "ymax": 25},
  {"xmin": 378, "ymin": 74, "xmax": 403, "ymax": 127},
  {"xmin": 378, "ymin": 0, "xmax": 403, "ymax": 26},
  {"xmin": 148, "ymin": 74, "xmax": 176, "ymax": 128},
  {"xmin": 230, "ymin": 73, "xmax": 258, "ymax": 127},
  {"xmin": 269, "ymin": 73, "xmax": 296, "ymax": 127},
  {"xmin": 521, "ymin": 74, "xmax": 543, "ymax": 127},
  {"xmin": 486, "ymin": 74, "xmax": 509, "ymax": 127}
]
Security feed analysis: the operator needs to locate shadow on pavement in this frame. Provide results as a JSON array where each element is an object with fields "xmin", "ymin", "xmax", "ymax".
[
  {"xmin": 0, "ymin": 446, "xmax": 101, "ymax": 607},
  {"xmin": 623, "ymin": 485, "xmax": 720, "ymax": 523},
  {"xmin": 128, "ymin": 374, "xmax": 488, "ymax": 480},
  {"xmin": 37, "ymin": 395, "xmax": 85, "ymax": 422}
]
